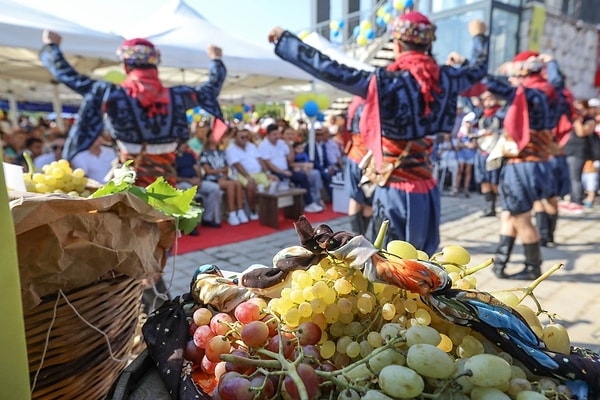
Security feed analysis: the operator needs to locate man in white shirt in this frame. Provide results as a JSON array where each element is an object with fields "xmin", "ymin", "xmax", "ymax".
[
  {"xmin": 259, "ymin": 124, "xmax": 323, "ymax": 213},
  {"xmin": 70, "ymin": 134, "xmax": 117, "ymax": 183},
  {"xmin": 225, "ymin": 128, "xmax": 276, "ymax": 220},
  {"xmin": 34, "ymin": 134, "xmax": 67, "ymax": 169}
]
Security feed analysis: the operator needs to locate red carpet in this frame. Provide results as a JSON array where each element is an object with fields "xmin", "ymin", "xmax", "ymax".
[{"xmin": 171, "ymin": 204, "xmax": 346, "ymax": 255}]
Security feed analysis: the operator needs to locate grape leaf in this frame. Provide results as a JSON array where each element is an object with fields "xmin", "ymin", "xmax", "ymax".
[{"xmin": 91, "ymin": 163, "xmax": 203, "ymax": 234}]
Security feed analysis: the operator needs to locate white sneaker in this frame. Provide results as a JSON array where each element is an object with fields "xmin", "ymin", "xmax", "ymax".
[
  {"xmin": 237, "ymin": 210, "xmax": 249, "ymax": 224},
  {"xmin": 304, "ymin": 203, "xmax": 324, "ymax": 213},
  {"xmin": 250, "ymin": 212, "xmax": 259, "ymax": 221},
  {"xmin": 228, "ymin": 213, "xmax": 241, "ymax": 226}
]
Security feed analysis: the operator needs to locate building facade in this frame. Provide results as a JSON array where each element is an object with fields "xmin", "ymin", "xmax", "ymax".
[{"xmin": 310, "ymin": 0, "xmax": 600, "ymax": 98}]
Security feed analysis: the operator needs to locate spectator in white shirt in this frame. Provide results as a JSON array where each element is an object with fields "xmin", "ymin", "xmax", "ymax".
[
  {"xmin": 34, "ymin": 134, "xmax": 67, "ymax": 169},
  {"xmin": 70, "ymin": 134, "xmax": 117, "ymax": 183},
  {"xmin": 259, "ymin": 124, "xmax": 323, "ymax": 213},
  {"xmin": 225, "ymin": 128, "xmax": 277, "ymax": 220}
]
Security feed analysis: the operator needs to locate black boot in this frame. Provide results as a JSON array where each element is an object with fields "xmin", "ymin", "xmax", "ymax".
[
  {"xmin": 481, "ymin": 192, "xmax": 497, "ymax": 217},
  {"xmin": 508, "ymin": 242, "xmax": 542, "ymax": 280},
  {"xmin": 361, "ymin": 215, "xmax": 372, "ymax": 237},
  {"xmin": 493, "ymin": 235, "xmax": 515, "ymax": 278},
  {"xmin": 535, "ymin": 212, "xmax": 550, "ymax": 247},
  {"xmin": 350, "ymin": 213, "xmax": 366, "ymax": 235},
  {"xmin": 547, "ymin": 213, "xmax": 557, "ymax": 246}
]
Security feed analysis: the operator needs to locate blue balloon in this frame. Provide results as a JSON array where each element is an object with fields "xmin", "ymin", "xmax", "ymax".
[
  {"xmin": 303, "ymin": 100, "xmax": 319, "ymax": 117},
  {"xmin": 332, "ymin": 30, "xmax": 340, "ymax": 38},
  {"xmin": 353, "ymin": 25, "xmax": 361, "ymax": 37},
  {"xmin": 186, "ymin": 113, "xmax": 193, "ymax": 123},
  {"xmin": 384, "ymin": 4, "xmax": 392, "ymax": 13},
  {"xmin": 316, "ymin": 112, "xmax": 325, "ymax": 122},
  {"xmin": 338, "ymin": 20, "xmax": 345, "ymax": 28},
  {"xmin": 365, "ymin": 28, "xmax": 375, "ymax": 40},
  {"xmin": 405, "ymin": 0, "xmax": 414, "ymax": 7},
  {"xmin": 376, "ymin": 16, "xmax": 385, "ymax": 27},
  {"xmin": 243, "ymin": 104, "xmax": 252, "ymax": 112},
  {"xmin": 234, "ymin": 112, "xmax": 243, "ymax": 120}
]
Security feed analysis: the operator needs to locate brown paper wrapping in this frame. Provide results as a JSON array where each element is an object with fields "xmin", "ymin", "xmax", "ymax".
[{"xmin": 10, "ymin": 191, "xmax": 175, "ymax": 312}]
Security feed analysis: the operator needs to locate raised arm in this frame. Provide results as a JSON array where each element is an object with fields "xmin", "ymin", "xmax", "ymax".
[
  {"xmin": 39, "ymin": 30, "xmax": 98, "ymax": 96},
  {"xmin": 185, "ymin": 45, "xmax": 227, "ymax": 120},
  {"xmin": 444, "ymin": 20, "xmax": 490, "ymax": 94},
  {"xmin": 268, "ymin": 27, "xmax": 372, "ymax": 98}
]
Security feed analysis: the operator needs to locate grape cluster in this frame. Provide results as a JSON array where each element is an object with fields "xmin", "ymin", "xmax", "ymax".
[
  {"xmin": 25, "ymin": 159, "xmax": 90, "ymax": 197},
  {"xmin": 183, "ymin": 241, "xmax": 575, "ymax": 400}
]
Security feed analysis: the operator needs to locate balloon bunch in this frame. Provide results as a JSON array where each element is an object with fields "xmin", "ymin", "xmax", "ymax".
[
  {"xmin": 186, "ymin": 106, "xmax": 210, "ymax": 123},
  {"xmin": 376, "ymin": 4, "xmax": 394, "ymax": 28},
  {"xmin": 393, "ymin": 0, "xmax": 414, "ymax": 10},
  {"xmin": 329, "ymin": 20, "xmax": 346, "ymax": 39},
  {"xmin": 294, "ymin": 93, "xmax": 331, "ymax": 121},
  {"xmin": 352, "ymin": 20, "xmax": 376, "ymax": 46},
  {"xmin": 231, "ymin": 104, "xmax": 256, "ymax": 122}
]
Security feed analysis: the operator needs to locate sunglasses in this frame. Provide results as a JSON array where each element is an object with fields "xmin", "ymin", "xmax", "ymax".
[
  {"xmin": 52, "ymin": 145, "xmax": 64, "ymax": 150},
  {"xmin": 239, "ymin": 136, "xmax": 249, "ymax": 140}
]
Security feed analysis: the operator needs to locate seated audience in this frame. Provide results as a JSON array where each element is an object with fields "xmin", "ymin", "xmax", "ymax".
[
  {"xmin": 70, "ymin": 134, "xmax": 117, "ymax": 183},
  {"xmin": 259, "ymin": 124, "xmax": 323, "ymax": 213},
  {"xmin": 175, "ymin": 142, "xmax": 222, "ymax": 231},
  {"xmin": 34, "ymin": 134, "xmax": 67, "ymax": 169},
  {"xmin": 199, "ymin": 130, "xmax": 249, "ymax": 226},
  {"xmin": 225, "ymin": 128, "xmax": 278, "ymax": 220}
]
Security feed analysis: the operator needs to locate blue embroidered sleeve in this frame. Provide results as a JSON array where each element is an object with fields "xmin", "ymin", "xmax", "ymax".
[
  {"xmin": 275, "ymin": 31, "xmax": 372, "ymax": 98},
  {"xmin": 483, "ymin": 75, "xmax": 516, "ymax": 102},
  {"xmin": 39, "ymin": 44, "xmax": 98, "ymax": 96},
  {"xmin": 452, "ymin": 34, "xmax": 490, "ymax": 93},
  {"xmin": 178, "ymin": 59, "xmax": 226, "ymax": 120}
]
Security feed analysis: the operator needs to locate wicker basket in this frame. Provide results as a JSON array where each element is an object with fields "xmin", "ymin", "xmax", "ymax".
[{"xmin": 25, "ymin": 274, "xmax": 145, "ymax": 400}]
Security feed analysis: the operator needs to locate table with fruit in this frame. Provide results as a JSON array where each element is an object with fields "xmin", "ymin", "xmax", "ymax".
[{"xmin": 143, "ymin": 217, "xmax": 600, "ymax": 400}]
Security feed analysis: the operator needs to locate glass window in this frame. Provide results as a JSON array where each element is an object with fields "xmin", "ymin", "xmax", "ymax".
[
  {"xmin": 431, "ymin": 0, "xmax": 485, "ymax": 13},
  {"xmin": 430, "ymin": 8, "xmax": 487, "ymax": 64},
  {"xmin": 489, "ymin": 7, "xmax": 519, "ymax": 72},
  {"xmin": 495, "ymin": 0, "xmax": 521, "ymax": 6}
]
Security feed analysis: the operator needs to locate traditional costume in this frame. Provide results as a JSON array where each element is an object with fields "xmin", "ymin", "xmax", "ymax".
[
  {"xmin": 40, "ymin": 38, "xmax": 227, "ymax": 187},
  {"xmin": 344, "ymin": 96, "xmax": 372, "ymax": 235},
  {"xmin": 485, "ymin": 51, "xmax": 561, "ymax": 279},
  {"xmin": 474, "ymin": 91, "xmax": 503, "ymax": 216},
  {"xmin": 272, "ymin": 12, "xmax": 489, "ymax": 255}
]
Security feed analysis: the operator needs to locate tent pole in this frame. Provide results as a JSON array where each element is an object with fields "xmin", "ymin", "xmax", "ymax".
[
  {"xmin": 52, "ymin": 83, "xmax": 65, "ymax": 132},
  {"xmin": 7, "ymin": 93, "xmax": 18, "ymax": 128}
]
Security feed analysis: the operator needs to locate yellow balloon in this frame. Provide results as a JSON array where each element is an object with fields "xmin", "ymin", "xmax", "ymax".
[
  {"xmin": 251, "ymin": 111, "xmax": 260, "ymax": 120},
  {"xmin": 306, "ymin": 92, "xmax": 317, "ymax": 101},
  {"xmin": 384, "ymin": 13, "xmax": 393, "ymax": 24},
  {"xmin": 295, "ymin": 93, "xmax": 310, "ymax": 108},
  {"xmin": 393, "ymin": 0, "xmax": 404, "ymax": 10},
  {"xmin": 329, "ymin": 21, "xmax": 339, "ymax": 31},
  {"xmin": 243, "ymin": 113, "xmax": 250, "ymax": 121},
  {"xmin": 193, "ymin": 114, "xmax": 201, "ymax": 122},
  {"xmin": 377, "ymin": 6, "xmax": 386, "ymax": 17},
  {"xmin": 356, "ymin": 35, "xmax": 368, "ymax": 46},
  {"xmin": 360, "ymin": 20, "xmax": 372, "ymax": 31},
  {"xmin": 233, "ymin": 105, "xmax": 244, "ymax": 113},
  {"xmin": 299, "ymin": 30, "xmax": 310, "ymax": 40},
  {"xmin": 103, "ymin": 70, "xmax": 126, "ymax": 84},
  {"xmin": 315, "ymin": 94, "xmax": 331, "ymax": 110}
]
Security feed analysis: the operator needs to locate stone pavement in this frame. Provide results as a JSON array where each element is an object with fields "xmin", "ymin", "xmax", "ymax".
[{"xmin": 162, "ymin": 192, "xmax": 600, "ymax": 353}]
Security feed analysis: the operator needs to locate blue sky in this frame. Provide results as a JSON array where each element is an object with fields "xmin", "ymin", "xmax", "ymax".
[{"xmin": 17, "ymin": 0, "xmax": 312, "ymax": 46}]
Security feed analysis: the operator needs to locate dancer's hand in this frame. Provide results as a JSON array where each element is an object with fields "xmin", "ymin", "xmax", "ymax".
[
  {"xmin": 268, "ymin": 27, "xmax": 284, "ymax": 44},
  {"xmin": 207, "ymin": 45, "xmax": 222, "ymax": 60},
  {"xmin": 468, "ymin": 19, "xmax": 487, "ymax": 36},
  {"xmin": 42, "ymin": 30, "xmax": 62, "ymax": 46}
]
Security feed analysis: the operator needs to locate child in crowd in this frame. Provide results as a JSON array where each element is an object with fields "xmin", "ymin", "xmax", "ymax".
[{"xmin": 582, "ymin": 159, "xmax": 599, "ymax": 208}]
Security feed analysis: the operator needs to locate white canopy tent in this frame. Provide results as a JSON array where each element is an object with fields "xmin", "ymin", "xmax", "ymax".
[
  {"xmin": 0, "ymin": 0, "xmax": 124, "ymax": 125},
  {"xmin": 0, "ymin": 0, "xmax": 367, "ymax": 118}
]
